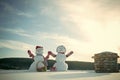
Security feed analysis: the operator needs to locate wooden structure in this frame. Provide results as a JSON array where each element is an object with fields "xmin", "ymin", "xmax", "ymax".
[{"xmin": 92, "ymin": 51, "xmax": 119, "ymax": 73}]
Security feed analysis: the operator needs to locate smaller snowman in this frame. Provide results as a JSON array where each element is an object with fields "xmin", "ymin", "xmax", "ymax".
[
  {"xmin": 48, "ymin": 45, "xmax": 73, "ymax": 71},
  {"xmin": 27, "ymin": 46, "xmax": 50, "ymax": 72}
]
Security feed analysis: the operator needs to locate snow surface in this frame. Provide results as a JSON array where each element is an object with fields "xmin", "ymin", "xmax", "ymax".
[{"xmin": 0, "ymin": 70, "xmax": 120, "ymax": 80}]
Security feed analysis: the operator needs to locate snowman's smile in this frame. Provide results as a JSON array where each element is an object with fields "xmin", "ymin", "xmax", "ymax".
[{"xmin": 59, "ymin": 52, "xmax": 65, "ymax": 54}]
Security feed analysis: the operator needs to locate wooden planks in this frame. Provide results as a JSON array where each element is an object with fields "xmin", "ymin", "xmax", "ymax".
[{"xmin": 92, "ymin": 51, "xmax": 119, "ymax": 73}]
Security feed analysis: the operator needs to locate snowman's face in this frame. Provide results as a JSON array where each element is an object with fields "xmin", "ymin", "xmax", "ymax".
[
  {"xmin": 56, "ymin": 45, "xmax": 66, "ymax": 53},
  {"xmin": 35, "ymin": 48, "xmax": 43, "ymax": 55}
]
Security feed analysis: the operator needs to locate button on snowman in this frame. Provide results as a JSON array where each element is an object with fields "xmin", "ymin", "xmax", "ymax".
[
  {"xmin": 48, "ymin": 45, "xmax": 73, "ymax": 71},
  {"xmin": 27, "ymin": 46, "xmax": 49, "ymax": 72}
]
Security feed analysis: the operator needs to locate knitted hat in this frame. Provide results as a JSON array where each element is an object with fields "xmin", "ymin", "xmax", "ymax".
[
  {"xmin": 35, "ymin": 46, "xmax": 43, "ymax": 55},
  {"xmin": 36, "ymin": 46, "xmax": 43, "ymax": 49}
]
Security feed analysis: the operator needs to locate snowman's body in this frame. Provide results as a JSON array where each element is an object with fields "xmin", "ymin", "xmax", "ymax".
[
  {"xmin": 29, "ymin": 55, "xmax": 45, "ymax": 72},
  {"xmin": 28, "ymin": 46, "xmax": 47, "ymax": 72},
  {"xmin": 53, "ymin": 53, "xmax": 68, "ymax": 71},
  {"xmin": 49, "ymin": 45, "xmax": 73, "ymax": 71}
]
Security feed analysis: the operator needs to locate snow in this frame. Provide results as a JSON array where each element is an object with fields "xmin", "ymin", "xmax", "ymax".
[{"xmin": 0, "ymin": 70, "xmax": 120, "ymax": 80}]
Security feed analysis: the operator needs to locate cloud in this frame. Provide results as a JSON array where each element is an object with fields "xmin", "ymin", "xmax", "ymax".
[
  {"xmin": 57, "ymin": 0, "xmax": 120, "ymax": 25},
  {"xmin": 1, "ymin": 26, "xmax": 79, "ymax": 44},
  {"xmin": 17, "ymin": 11, "xmax": 34, "ymax": 18},
  {"xmin": 1, "ymin": 28, "xmax": 79, "ymax": 45},
  {"xmin": 95, "ymin": 0, "xmax": 120, "ymax": 9},
  {"xmin": 55, "ymin": 0, "xmax": 120, "ymax": 46},
  {"xmin": 1, "ymin": 0, "xmax": 120, "ymax": 62},
  {"xmin": 0, "ymin": 40, "xmax": 34, "ymax": 51},
  {"xmin": 0, "ymin": 1, "xmax": 34, "ymax": 18},
  {"xmin": 0, "ymin": 28, "xmax": 31, "ymax": 38},
  {"xmin": 51, "ymin": 0, "xmax": 120, "ymax": 61},
  {"xmin": 2, "ymin": 26, "xmax": 120, "ymax": 52},
  {"xmin": 40, "ymin": 7, "xmax": 54, "ymax": 16},
  {"xmin": 0, "ymin": 1, "xmax": 15, "ymax": 13}
]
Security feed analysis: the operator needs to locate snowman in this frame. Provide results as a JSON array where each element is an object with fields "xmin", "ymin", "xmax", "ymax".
[
  {"xmin": 48, "ymin": 45, "xmax": 73, "ymax": 71},
  {"xmin": 27, "ymin": 46, "xmax": 50, "ymax": 72}
]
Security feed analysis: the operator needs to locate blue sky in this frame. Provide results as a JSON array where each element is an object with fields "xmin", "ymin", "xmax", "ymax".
[{"xmin": 0, "ymin": 0, "xmax": 120, "ymax": 62}]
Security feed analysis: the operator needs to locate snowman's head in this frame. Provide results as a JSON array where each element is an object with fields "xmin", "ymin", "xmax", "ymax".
[
  {"xmin": 35, "ymin": 46, "xmax": 43, "ymax": 55},
  {"xmin": 56, "ymin": 45, "xmax": 66, "ymax": 54}
]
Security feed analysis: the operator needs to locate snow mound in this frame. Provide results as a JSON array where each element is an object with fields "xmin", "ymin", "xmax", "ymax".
[{"xmin": 0, "ymin": 70, "xmax": 120, "ymax": 80}]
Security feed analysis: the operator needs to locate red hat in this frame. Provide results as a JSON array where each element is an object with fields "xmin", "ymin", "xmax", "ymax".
[{"xmin": 36, "ymin": 46, "xmax": 43, "ymax": 49}]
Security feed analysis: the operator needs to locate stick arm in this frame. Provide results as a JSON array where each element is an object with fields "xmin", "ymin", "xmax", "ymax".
[
  {"xmin": 66, "ymin": 51, "xmax": 73, "ymax": 57},
  {"xmin": 45, "ymin": 53, "xmax": 50, "ymax": 60},
  {"xmin": 27, "ymin": 50, "xmax": 34, "ymax": 59},
  {"xmin": 48, "ymin": 51, "xmax": 56, "ymax": 57}
]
